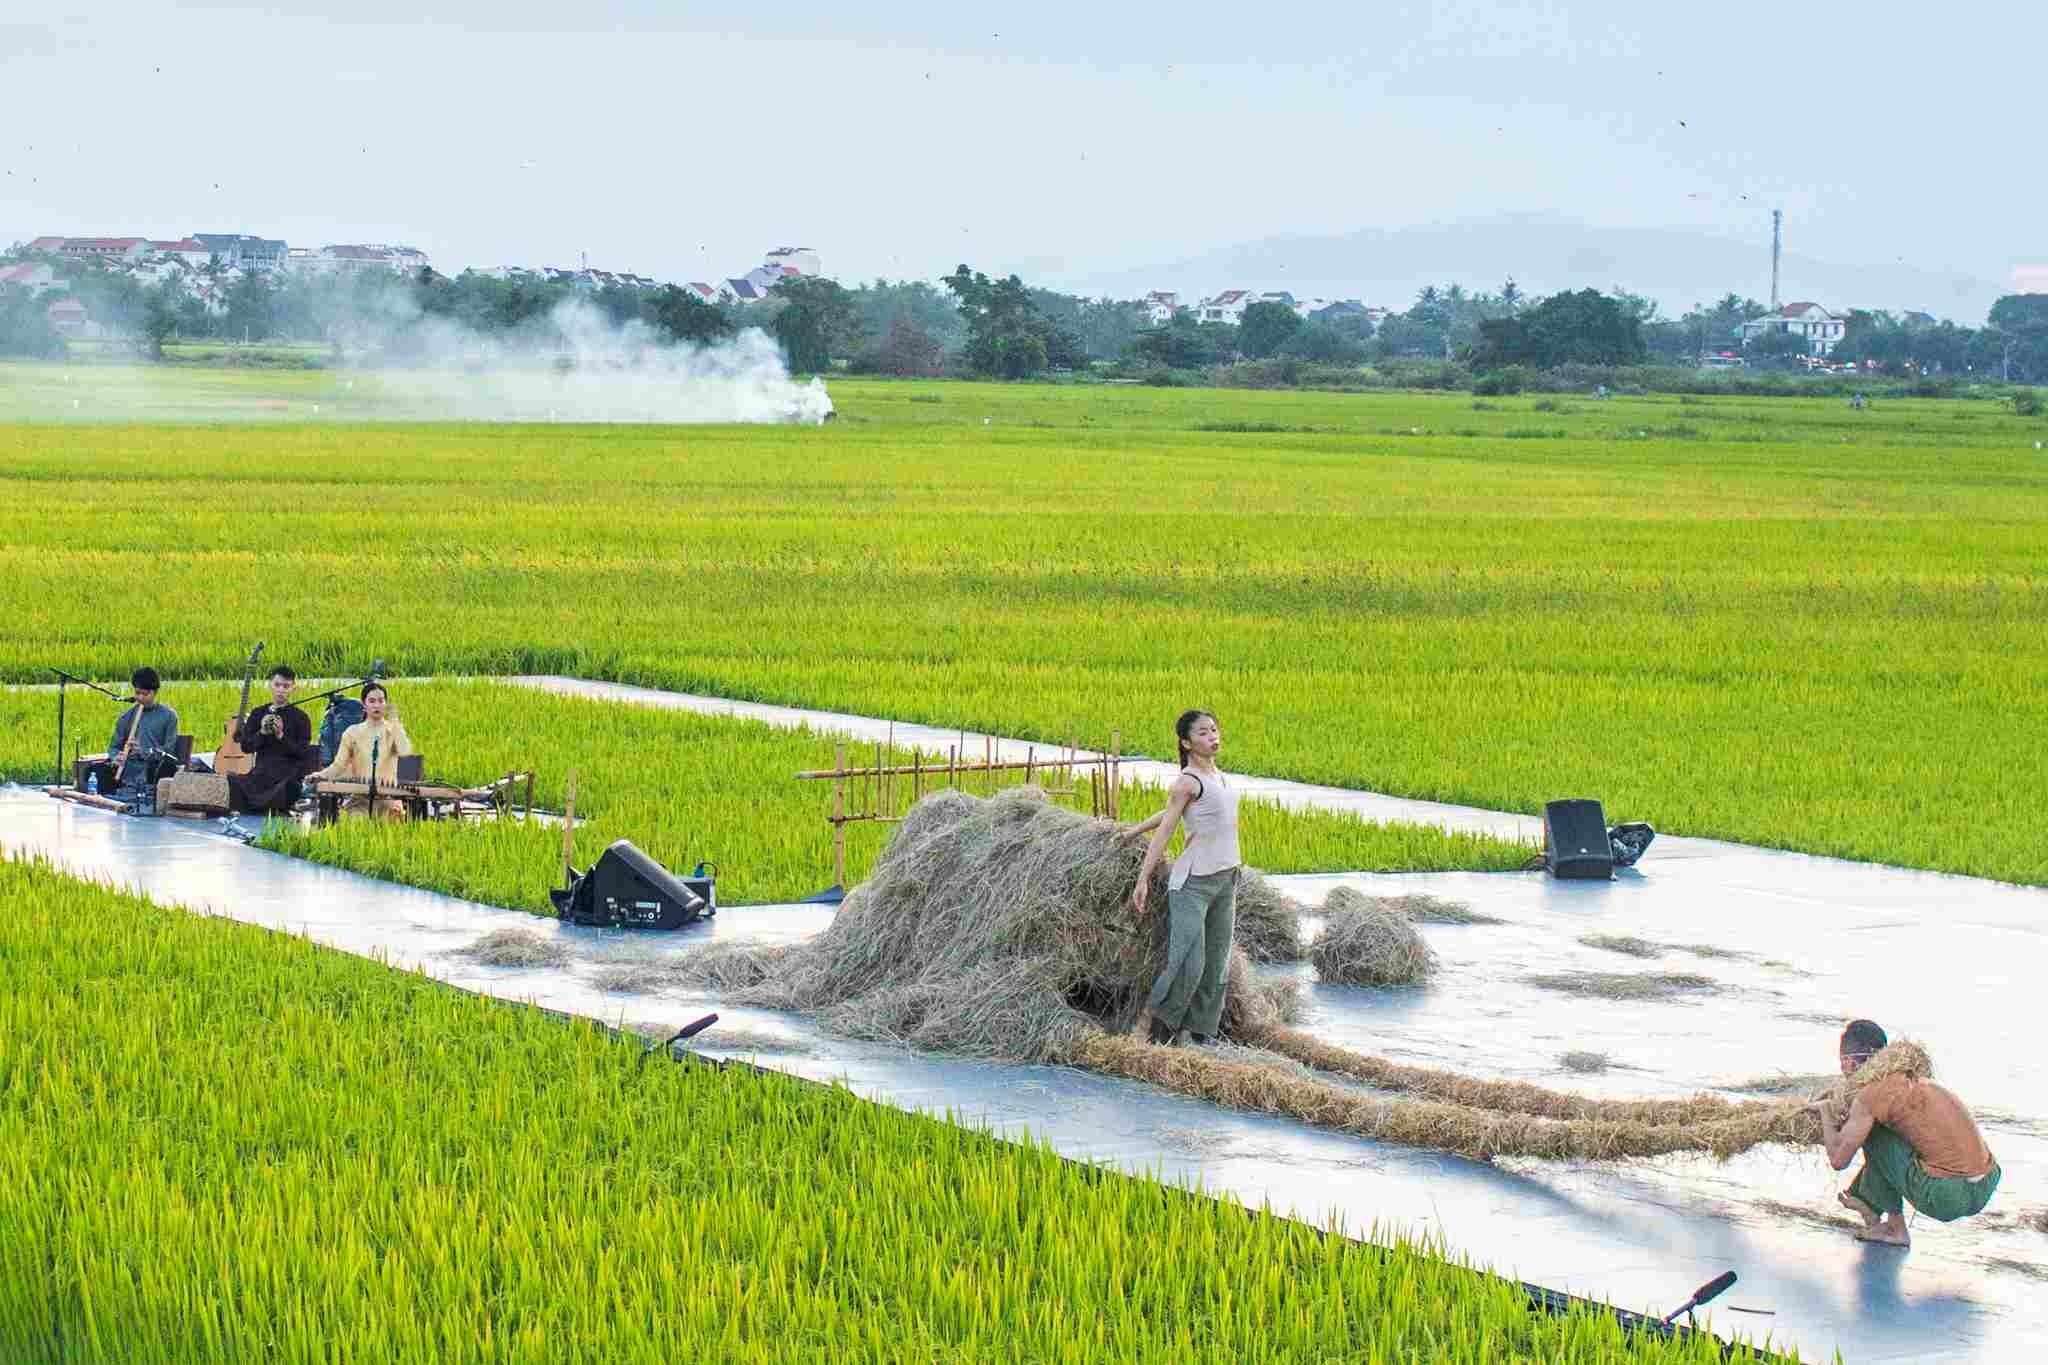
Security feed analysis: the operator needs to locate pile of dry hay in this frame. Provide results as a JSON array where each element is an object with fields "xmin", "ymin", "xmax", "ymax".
[
  {"xmin": 1232, "ymin": 870, "xmax": 1308, "ymax": 962},
  {"xmin": 1312, "ymin": 887, "xmax": 1436, "ymax": 985},
  {"xmin": 671, "ymin": 787, "xmax": 1299, "ymax": 1061},
  {"xmin": 669, "ymin": 786, "xmax": 1922, "ymax": 1164},
  {"xmin": 1214, "ymin": 877, "xmax": 1502, "ymax": 969}
]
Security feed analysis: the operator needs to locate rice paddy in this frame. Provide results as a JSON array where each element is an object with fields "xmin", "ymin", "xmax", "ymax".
[
  {"xmin": 3, "ymin": 366, "xmax": 2045, "ymax": 885},
  {"xmin": 3, "ymin": 359, "xmax": 2036, "ymax": 1357},
  {"xmin": 0, "ymin": 853, "xmax": 1772, "ymax": 1362},
  {"xmin": 0, "ymin": 679, "xmax": 1531, "ymax": 905}
]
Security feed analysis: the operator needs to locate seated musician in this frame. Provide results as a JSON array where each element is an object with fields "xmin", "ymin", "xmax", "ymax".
[
  {"xmin": 227, "ymin": 665, "xmax": 314, "ymax": 814},
  {"xmin": 302, "ymin": 682, "xmax": 414, "ymax": 818},
  {"xmin": 92, "ymin": 667, "xmax": 182, "ymax": 795}
]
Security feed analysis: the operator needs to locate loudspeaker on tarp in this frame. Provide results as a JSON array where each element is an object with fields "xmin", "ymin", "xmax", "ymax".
[
  {"xmin": 1543, "ymin": 799, "xmax": 1615, "ymax": 880},
  {"xmin": 551, "ymin": 839, "xmax": 710, "ymax": 929}
]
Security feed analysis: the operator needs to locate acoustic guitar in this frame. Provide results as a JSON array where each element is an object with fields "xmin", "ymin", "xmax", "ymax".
[{"xmin": 214, "ymin": 641, "xmax": 266, "ymax": 777}]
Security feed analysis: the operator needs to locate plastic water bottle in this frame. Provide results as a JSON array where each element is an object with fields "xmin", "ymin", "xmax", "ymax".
[{"xmin": 86, "ymin": 771, "xmax": 99, "ymax": 796}]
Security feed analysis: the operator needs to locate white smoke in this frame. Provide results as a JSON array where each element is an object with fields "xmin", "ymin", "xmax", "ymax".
[{"xmin": 361, "ymin": 297, "xmax": 834, "ymax": 425}]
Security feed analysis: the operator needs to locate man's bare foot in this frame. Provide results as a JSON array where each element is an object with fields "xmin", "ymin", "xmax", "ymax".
[
  {"xmin": 1854, "ymin": 1214, "xmax": 1910, "ymax": 1247},
  {"xmin": 1837, "ymin": 1191, "xmax": 1881, "ymax": 1228}
]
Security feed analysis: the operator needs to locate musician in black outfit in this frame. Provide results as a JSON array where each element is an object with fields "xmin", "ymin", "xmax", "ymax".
[{"xmin": 227, "ymin": 665, "xmax": 314, "ymax": 813}]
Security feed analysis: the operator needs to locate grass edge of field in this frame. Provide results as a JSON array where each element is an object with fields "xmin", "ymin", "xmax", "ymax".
[{"xmin": 0, "ymin": 851, "xmax": 1777, "ymax": 1363}]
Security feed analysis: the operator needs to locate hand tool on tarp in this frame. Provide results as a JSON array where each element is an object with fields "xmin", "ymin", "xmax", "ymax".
[{"xmin": 638, "ymin": 1013, "xmax": 720, "ymax": 1066}]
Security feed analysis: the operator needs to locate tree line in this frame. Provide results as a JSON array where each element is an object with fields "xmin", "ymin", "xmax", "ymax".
[{"xmin": 3, "ymin": 249, "xmax": 2045, "ymax": 384}]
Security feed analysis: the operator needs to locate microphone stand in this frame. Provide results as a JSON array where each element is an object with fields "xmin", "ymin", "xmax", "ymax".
[{"xmin": 49, "ymin": 669, "xmax": 132, "ymax": 787}]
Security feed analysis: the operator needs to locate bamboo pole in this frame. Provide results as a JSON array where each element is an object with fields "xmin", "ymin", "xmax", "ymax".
[
  {"xmin": 833, "ymin": 742, "xmax": 847, "ymax": 888},
  {"xmin": 561, "ymin": 769, "xmax": 578, "ymax": 890},
  {"xmin": 1025, "ymin": 745, "xmax": 1035, "ymax": 785},
  {"xmin": 1109, "ymin": 729, "xmax": 1121, "ymax": 821},
  {"xmin": 949, "ymin": 744, "xmax": 958, "ymax": 789}
]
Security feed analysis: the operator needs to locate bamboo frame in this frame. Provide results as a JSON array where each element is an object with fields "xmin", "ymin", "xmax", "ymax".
[{"xmin": 799, "ymin": 733, "xmax": 1131, "ymax": 883}]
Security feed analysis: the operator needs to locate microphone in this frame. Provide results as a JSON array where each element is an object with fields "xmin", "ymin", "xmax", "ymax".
[
  {"xmin": 369, "ymin": 658, "xmax": 387, "ymax": 679},
  {"xmin": 1663, "ymin": 1270, "xmax": 1737, "ymax": 1326}
]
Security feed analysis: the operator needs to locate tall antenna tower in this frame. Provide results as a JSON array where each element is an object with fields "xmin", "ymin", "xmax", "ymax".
[{"xmin": 1770, "ymin": 209, "xmax": 1782, "ymax": 310}]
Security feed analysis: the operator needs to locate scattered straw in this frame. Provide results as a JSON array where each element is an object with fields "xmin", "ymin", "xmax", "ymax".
[
  {"xmin": 457, "ymin": 927, "xmax": 574, "ymax": 969},
  {"xmin": 1578, "ymin": 934, "xmax": 1755, "ymax": 962},
  {"xmin": 1578, "ymin": 934, "xmax": 1661, "ymax": 959},
  {"xmin": 1310, "ymin": 903, "xmax": 1436, "ymax": 986},
  {"xmin": 691, "ymin": 1027, "xmax": 815, "ymax": 1056},
  {"xmin": 1527, "ymin": 971, "xmax": 1717, "ymax": 1000},
  {"xmin": 1672, "ymin": 942, "xmax": 1754, "ymax": 962},
  {"xmin": 1982, "ymin": 1257, "xmax": 2048, "ymax": 1282},
  {"xmin": 1972, "ymin": 1108, "xmax": 2048, "ymax": 1140},
  {"xmin": 1233, "ymin": 869, "xmax": 1307, "ymax": 962},
  {"xmin": 1560, "ymin": 1051, "xmax": 1611, "ymax": 1074},
  {"xmin": 1326, "ymin": 886, "xmax": 1503, "ymax": 926},
  {"xmin": 2025, "ymin": 1207, "xmax": 2048, "ymax": 1236},
  {"xmin": 1243, "ymin": 1025, "xmax": 1767, "ymax": 1126},
  {"xmin": 1074, "ymin": 1035, "xmax": 1818, "ymax": 1162},
  {"xmin": 1747, "ymin": 1198, "xmax": 1861, "ymax": 1235},
  {"xmin": 1156, "ymin": 1125, "xmax": 1239, "ymax": 1155},
  {"xmin": 589, "ymin": 959, "xmax": 697, "ymax": 994},
  {"xmin": 1723, "ymin": 1073, "xmax": 1836, "ymax": 1097}
]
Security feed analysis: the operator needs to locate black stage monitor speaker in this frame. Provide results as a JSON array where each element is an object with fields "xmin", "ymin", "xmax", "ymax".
[
  {"xmin": 1544, "ymin": 799, "xmax": 1615, "ymax": 880},
  {"xmin": 553, "ymin": 839, "xmax": 709, "ymax": 929}
]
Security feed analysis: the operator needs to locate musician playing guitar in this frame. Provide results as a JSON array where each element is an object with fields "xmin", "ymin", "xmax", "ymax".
[
  {"xmin": 227, "ymin": 665, "xmax": 314, "ymax": 814},
  {"xmin": 92, "ymin": 667, "xmax": 180, "ymax": 796}
]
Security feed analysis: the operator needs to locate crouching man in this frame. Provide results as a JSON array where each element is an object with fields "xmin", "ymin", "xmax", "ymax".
[{"xmin": 1817, "ymin": 1019, "xmax": 2000, "ymax": 1247}]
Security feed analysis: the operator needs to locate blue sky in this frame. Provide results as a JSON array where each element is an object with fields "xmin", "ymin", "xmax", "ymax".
[{"xmin": 3, "ymin": 3, "xmax": 2040, "ymax": 310}]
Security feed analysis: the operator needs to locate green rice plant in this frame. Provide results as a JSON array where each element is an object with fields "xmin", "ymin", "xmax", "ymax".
[
  {"xmin": 243, "ymin": 682, "xmax": 1529, "ymax": 908},
  {"xmin": 3, "ymin": 367, "xmax": 2045, "ymax": 885},
  {"xmin": 0, "ymin": 853, "xmax": 1782, "ymax": 1362}
]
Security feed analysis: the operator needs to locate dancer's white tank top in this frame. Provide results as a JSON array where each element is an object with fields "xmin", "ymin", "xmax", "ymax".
[{"xmin": 1169, "ymin": 767, "xmax": 1241, "ymax": 890}]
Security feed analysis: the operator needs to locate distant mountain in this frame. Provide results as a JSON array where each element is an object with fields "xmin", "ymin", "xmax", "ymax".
[{"xmin": 1062, "ymin": 215, "xmax": 2004, "ymax": 324}]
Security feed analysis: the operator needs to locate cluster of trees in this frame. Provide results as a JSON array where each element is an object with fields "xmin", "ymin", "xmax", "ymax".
[
  {"xmin": 7, "ymin": 244, "xmax": 2047, "ymax": 384},
  {"xmin": 1827, "ymin": 297, "xmax": 2048, "ymax": 379},
  {"xmin": 1471, "ymin": 289, "xmax": 1645, "ymax": 368},
  {"xmin": 0, "ymin": 287, "xmax": 67, "ymax": 358}
]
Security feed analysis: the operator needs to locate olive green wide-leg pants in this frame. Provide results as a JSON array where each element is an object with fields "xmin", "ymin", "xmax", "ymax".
[{"xmin": 1146, "ymin": 867, "xmax": 1239, "ymax": 1036}]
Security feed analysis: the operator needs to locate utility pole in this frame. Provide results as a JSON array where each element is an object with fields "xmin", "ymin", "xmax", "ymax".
[{"xmin": 1770, "ymin": 209, "xmax": 1782, "ymax": 312}]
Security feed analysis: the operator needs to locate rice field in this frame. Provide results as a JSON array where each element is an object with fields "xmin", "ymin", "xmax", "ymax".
[
  {"xmin": 0, "ymin": 854, "xmax": 1772, "ymax": 1362},
  {"xmin": 0, "ymin": 679, "xmax": 1527, "ymax": 905},
  {"xmin": 3, "ymin": 365, "xmax": 2041, "ymax": 883}
]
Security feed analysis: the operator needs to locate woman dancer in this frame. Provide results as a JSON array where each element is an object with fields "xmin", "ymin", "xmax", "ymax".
[{"xmin": 1128, "ymin": 709, "xmax": 1241, "ymax": 1046}]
